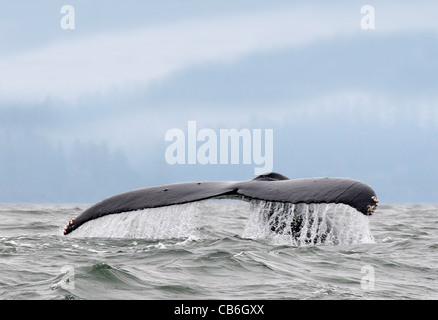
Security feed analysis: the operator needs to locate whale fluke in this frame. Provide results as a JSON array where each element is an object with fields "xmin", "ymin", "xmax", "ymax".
[{"xmin": 63, "ymin": 173, "xmax": 378, "ymax": 235}]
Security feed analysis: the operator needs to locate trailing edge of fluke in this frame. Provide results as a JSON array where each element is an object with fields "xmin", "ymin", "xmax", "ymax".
[{"xmin": 63, "ymin": 172, "xmax": 378, "ymax": 235}]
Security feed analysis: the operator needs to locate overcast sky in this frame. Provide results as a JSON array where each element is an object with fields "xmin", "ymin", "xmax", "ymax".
[{"xmin": 0, "ymin": 0, "xmax": 437, "ymax": 204}]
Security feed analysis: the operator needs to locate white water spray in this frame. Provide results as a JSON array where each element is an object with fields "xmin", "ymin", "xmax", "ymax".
[
  {"xmin": 68, "ymin": 199, "xmax": 374, "ymax": 245},
  {"xmin": 68, "ymin": 202, "xmax": 202, "ymax": 239},
  {"xmin": 242, "ymin": 201, "xmax": 375, "ymax": 245}
]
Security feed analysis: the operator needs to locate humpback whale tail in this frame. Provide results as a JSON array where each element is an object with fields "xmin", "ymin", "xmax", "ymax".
[{"xmin": 63, "ymin": 172, "xmax": 378, "ymax": 237}]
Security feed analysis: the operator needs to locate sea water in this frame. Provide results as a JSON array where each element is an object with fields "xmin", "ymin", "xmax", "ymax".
[{"xmin": 0, "ymin": 201, "xmax": 437, "ymax": 299}]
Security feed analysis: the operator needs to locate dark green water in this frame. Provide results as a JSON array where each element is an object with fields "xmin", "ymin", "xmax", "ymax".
[{"xmin": 0, "ymin": 201, "xmax": 437, "ymax": 299}]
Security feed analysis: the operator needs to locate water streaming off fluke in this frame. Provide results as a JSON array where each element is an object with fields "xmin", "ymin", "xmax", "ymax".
[
  {"xmin": 68, "ymin": 200, "xmax": 374, "ymax": 245},
  {"xmin": 242, "ymin": 201, "xmax": 374, "ymax": 246}
]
